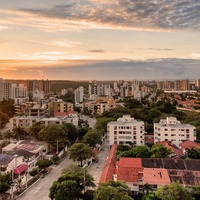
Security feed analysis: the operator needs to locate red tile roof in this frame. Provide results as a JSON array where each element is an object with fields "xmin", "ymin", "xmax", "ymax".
[
  {"xmin": 116, "ymin": 157, "xmax": 142, "ymax": 168},
  {"xmin": 99, "ymin": 144, "xmax": 118, "ymax": 184},
  {"xmin": 143, "ymin": 168, "xmax": 171, "ymax": 185},
  {"xmin": 14, "ymin": 164, "xmax": 29, "ymax": 175},
  {"xmin": 54, "ymin": 111, "xmax": 78, "ymax": 117},
  {"xmin": 157, "ymin": 141, "xmax": 184, "ymax": 158},
  {"xmin": 116, "ymin": 167, "xmax": 143, "ymax": 182},
  {"xmin": 179, "ymin": 140, "xmax": 200, "ymax": 150}
]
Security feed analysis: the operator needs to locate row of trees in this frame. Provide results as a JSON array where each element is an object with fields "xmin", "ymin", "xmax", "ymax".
[{"xmin": 116, "ymin": 144, "xmax": 172, "ymax": 160}]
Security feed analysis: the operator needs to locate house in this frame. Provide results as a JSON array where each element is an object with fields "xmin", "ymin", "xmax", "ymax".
[
  {"xmin": 179, "ymin": 140, "xmax": 200, "ymax": 154},
  {"xmin": 157, "ymin": 141, "xmax": 184, "ymax": 158}
]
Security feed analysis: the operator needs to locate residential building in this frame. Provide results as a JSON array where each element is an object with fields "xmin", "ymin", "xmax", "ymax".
[
  {"xmin": 107, "ymin": 115, "xmax": 145, "ymax": 146},
  {"xmin": 74, "ymin": 86, "xmax": 84, "ymax": 104},
  {"xmin": 11, "ymin": 114, "xmax": 79, "ymax": 130},
  {"xmin": 154, "ymin": 117, "xmax": 196, "ymax": 146},
  {"xmin": 48, "ymin": 100, "xmax": 73, "ymax": 116},
  {"xmin": 100, "ymin": 145, "xmax": 200, "ymax": 194},
  {"xmin": 195, "ymin": 79, "xmax": 200, "ymax": 89}
]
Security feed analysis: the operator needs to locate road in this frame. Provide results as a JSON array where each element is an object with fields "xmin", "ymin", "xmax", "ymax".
[
  {"xmin": 17, "ymin": 157, "xmax": 74, "ymax": 200},
  {"xmin": 81, "ymin": 115, "xmax": 97, "ymax": 128},
  {"xmin": 17, "ymin": 116, "xmax": 111, "ymax": 200}
]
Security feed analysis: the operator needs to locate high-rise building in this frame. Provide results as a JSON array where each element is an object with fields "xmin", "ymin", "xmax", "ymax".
[
  {"xmin": 181, "ymin": 79, "xmax": 190, "ymax": 90},
  {"xmin": 74, "ymin": 86, "xmax": 84, "ymax": 104},
  {"xmin": 195, "ymin": 79, "xmax": 200, "ymax": 89}
]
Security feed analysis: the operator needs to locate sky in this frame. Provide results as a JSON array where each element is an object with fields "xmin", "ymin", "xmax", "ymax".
[{"xmin": 0, "ymin": 0, "xmax": 200, "ymax": 80}]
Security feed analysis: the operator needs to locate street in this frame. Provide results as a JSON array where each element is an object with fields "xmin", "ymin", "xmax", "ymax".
[
  {"xmin": 17, "ymin": 115, "xmax": 111, "ymax": 200},
  {"xmin": 17, "ymin": 157, "xmax": 74, "ymax": 200},
  {"xmin": 81, "ymin": 115, "xmax": 97, "ymax": 128}
]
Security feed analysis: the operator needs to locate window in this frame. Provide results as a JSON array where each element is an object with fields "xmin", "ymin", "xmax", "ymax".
[
  {"xmin": 165, "ymin": 134, "xmax": 168, "ymax": 136},
  {"xmin": 164, "ymin": 129, "xmax": 168, "ymax": 131}
]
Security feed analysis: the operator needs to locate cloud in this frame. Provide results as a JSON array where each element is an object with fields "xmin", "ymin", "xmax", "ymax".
[
  {"xmin": 0, "ymin": 0, "xmax": 200, "ymax": 32},
  {"xmin": 88, "ymin": 49, "xmax": 105, "ymax": 53},
  {"xmin": 16, "ymin": 51, "xmax": 90, "ymax": 61},
  {"xmin": 1, "ymin": 58, "xmax": 200, "ymax": 80},
  {"xmin": 0, "ymin": 25, "xmax": 8, "ymax": 30}
]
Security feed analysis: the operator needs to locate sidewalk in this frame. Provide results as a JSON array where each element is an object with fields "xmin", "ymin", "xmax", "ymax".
[{"xmin": 88, "ymin": 139, "xmax": 110, "ymax": 187}]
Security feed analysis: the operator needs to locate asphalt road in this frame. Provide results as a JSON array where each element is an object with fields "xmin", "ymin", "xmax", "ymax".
[
  {"xmin": 81, "ymin": 115, "xmax": 97, "ymax": 128},
  {"xmin": 17, "ymin": 157, "xmax": 74, "ymax": 200}
]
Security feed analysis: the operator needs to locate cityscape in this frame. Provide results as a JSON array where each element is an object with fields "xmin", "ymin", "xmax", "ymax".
[{"xmin": 1, "ymin": 0, "xmax": 200, "ymax": 200}]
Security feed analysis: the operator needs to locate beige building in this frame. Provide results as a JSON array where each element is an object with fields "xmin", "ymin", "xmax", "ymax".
[
  {"xmin": 154, "ymin": 117, "xmax": 196, "ymax": 146},
  {"xmin": 107, "ymin": 115, "xmax": 145, "ymax": 146}
]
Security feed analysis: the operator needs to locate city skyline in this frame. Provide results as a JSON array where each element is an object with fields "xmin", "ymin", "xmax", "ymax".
[{"xmin": 0, "ymin": 0, "xmax": 200, "ymax": 80}]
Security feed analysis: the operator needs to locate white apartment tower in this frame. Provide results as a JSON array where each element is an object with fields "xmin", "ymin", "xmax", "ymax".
[
  {"xmin": 107, "ymin": 115, "xmax": 145, "ymax": 146},
  {"xmin": 154, "ymin": 117, "xmax": 196, "ymax": 146},
  {"xmin": 74, "ymin": 86, "xmax": 84, "ymax": 104}
]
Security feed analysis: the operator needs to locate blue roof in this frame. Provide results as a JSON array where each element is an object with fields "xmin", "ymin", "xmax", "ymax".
[{"xmin": 0, "ymin": 154, "xmax": 14, "ymax": 165}]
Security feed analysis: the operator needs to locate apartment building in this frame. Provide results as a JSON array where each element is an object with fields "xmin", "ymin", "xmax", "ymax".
[
  {"xmin": 107, "ymin": 115, "xmax": 145, "ymax": 146},
  {"xmin": 11, "ymin": 114, "xmax": 78, "ymax": 130},
  {"xmin": 154, "ymin": 117, "xmax": 196, "ymax": 146},
  {"xmin": 48, "ymin": 100, "xmax": 74, "ymax": 116}
]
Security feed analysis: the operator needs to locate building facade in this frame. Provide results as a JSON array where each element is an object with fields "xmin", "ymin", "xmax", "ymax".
[
  {"xmin": 107, "ymin": 115, "xmax": 145, "ymax": 146},
  {"xmin": 154, "ymin": 117, "xmax": 196, "ymax": 145}
]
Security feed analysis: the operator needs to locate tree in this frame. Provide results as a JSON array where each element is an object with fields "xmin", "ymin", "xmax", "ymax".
[
  {"xmin": 36, "ymin": 159, "xmax": 53, "ymax": 171},
  {"xmin": 94, "ymin": 180, "xmax": 133, "ymax": 200},
  {"xmin": 0, "ymin": 172, "xmax": 12, "ymax": 194},
  {"xmin": 78, "ymin": 127, "xmax": 89, "ymax": 140},
  {"xmin": 0, "ymin": 99, "xmax": 15, "ymax": 118},
  {"xmin": 117, "ymin": 146, "xmax": 151, "ymax": 160},
  {"xmin": 39, "ymin": 124, "xmax": 69, "ymax": 150},
  {"xmin": 68, "ymin": 143, "xmax": 93, "ymax": 167},
  {"xmin": 95, "ymin": 117, "xmax": 113, "ymax": 133},
  {"xmin": 29, "ymin": 122, "xmax": 45, "ymax": 140},
  {"xmin": 11, "ymin": 126, "xmax": 28, "ymax": 140},
  {"xmin": 49, "ymin": 164, "xmax": 95, "ymax": 200},
  {"xmin": 61, "ymin": 164, "xmax": 95, "ymax": 189},
  {"xmin": 0, "ymin": 111, "xmax": 9, "ymax": 128},
  {"xmin": 156, "ymin": 181, "xmax": 195, "ymax": 200},
  {"xmin": 142, "ymin": 193, "xmax": 160, "ymax": 200},
  {"xmin": 49, "ymin": 180, "xmax": 81, "ymax": 200},
  {"xmin": 185, "ymin": 147, "xmax": 200, "ymax": 159},
  {"xmin": 191, "ymin": 185, "xmax": 200, "ymax": 200},
  {"xmin": 151, "ymin": 144, "xmax": 172, "ymax": 158},
  {"xmin": 82, "ymin": 129, "xmax": 102, "ymax": 148},
  {"xmin": 62, "ymin": 123, "xmax": 78, "ymax": 144}
]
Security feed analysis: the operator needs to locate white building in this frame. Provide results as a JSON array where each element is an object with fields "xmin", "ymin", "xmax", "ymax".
[
  {"xmin": 11, "ymin": 115, "xmax": 79, "ymax": 130},
  {"xmin": 154, "ymin": 117, "xmax": 196, "ymax": 146},
  {"xmin": 74, "ymin": 86, "xmax": 84, "ymax": 104},
  {"xmin": 107, "ymin": 115, "xmax": 145, "ymax": 146}
]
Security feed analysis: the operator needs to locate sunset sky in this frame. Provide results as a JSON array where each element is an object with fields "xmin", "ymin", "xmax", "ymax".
[{"xmin": 1, "ymin": 0, "xmax": 200, "ymax": 80}]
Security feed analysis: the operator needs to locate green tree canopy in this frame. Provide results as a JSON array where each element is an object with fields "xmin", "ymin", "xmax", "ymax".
[
  {"xmin": 39, "ymin": 124, "xmax": 69, "ymax": 150},
  {"xmin": 0, "ymin": 111, "xmax": 9, "ymax": 128},
  {"xmin": 61, "ymin": 123, "xmax": 78, "ymax": 144},
  {"xmin": 151, "ymin": 144, "xmax": 172, "ymax": 158},
  {"xmin": 156, "ymin": 181, "xmax": 195, "ymax": 200},
  {"xmin": 0, "ymin": 99, "xmax": 15, "ymax": 118},
  {"xmin": 49, "ymin": 164, "xmax": 95, "ymax": 200},
  {"xmin": 94, "ymin": 180, "xmax": 133, "ymax": 200},
  {"xmin": 82, "ymin": 129, "xmax": 102, "ymax": 148},
  {"xmin": 29, "ymin": 122, "xmax": 45, "ymax": 140},
  {"xmin": 0, "ymin": 172, "xmax": 12, "ymax": 194},
  {"xmin": 68, "ymin": 143, "xmax": 93, "ymax": 167},
  {"xmin": 36, "ymin": 159, "xmax": 53, "ymax": 171}
]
